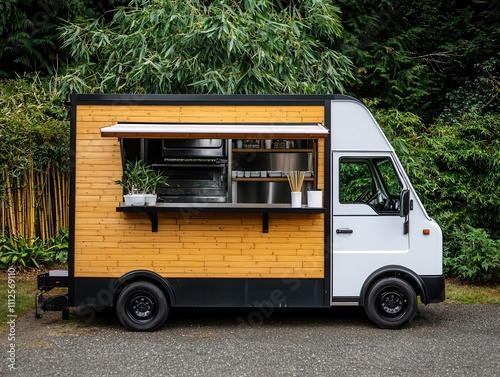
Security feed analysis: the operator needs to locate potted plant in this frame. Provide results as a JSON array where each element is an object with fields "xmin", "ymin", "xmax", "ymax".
[
  {"xmin": 141, "ymin": 165, "xmax": 168, "ymax": 206},
  {"xmin": 114, "ymin": 161, "xmax": 147, "ymax": 206},
  {"xmin": 115, "ymin": 161, "xmax": 168, "ymax": 206}
]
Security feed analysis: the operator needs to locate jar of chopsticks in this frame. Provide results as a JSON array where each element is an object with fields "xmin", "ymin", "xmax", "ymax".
[{"xmin": 286, "ymin": 171, "xmax": 305, "ymax": 208}]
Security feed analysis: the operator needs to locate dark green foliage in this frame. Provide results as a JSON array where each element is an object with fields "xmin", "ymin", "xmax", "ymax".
[
  {"xmin": 0, "ymin": 0, "xmax": 128, "ymax": 77},
  {"xmin": 441, "ymin": 57, "xmax": 500, "ymax": 118},
  {"xmin": 444, "ymin": 225, "xmax": 500, "ymax": 283},
  {"xmin": 0, "ymin": 227, "xmax": 68, "ymax": 269},
  {"xmin": 0, "ymin": 74, "xmax": 69, "ymax": 173},
  {"xmin": 58, "ymin": 0, "xmax": 354, "ymax": 95},
  {"xmin": 374, "ymin": 104, "xmax": 500, "ymax": 283},
  {"xmin": 421, "ymin": 113, "xmax": 500, "ymax": 233},
  {"xmin": 337, "ymin": 0, "xmax": 434, "ymax": 112},
  {"xmin": 338, "ymin": 0, "xmax": 500, "ymax": 119},
  {"xmin": 0, "ymin": 0, "xmax": 59, "ymax": 76}
]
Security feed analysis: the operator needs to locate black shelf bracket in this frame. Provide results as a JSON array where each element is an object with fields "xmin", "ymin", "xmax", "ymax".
[
  {"xmin": 262, "ymin": 213, "xmax": 269, "ymax": 233},
  {"xmin": 147, "ymin": 212, "xmax": 158, "ymax": 232}
]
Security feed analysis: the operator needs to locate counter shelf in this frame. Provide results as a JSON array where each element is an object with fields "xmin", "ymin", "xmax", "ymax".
[
  {"xmin": 232, "ymin": 148, "xmax": 314, "ymax": 153},
  {"xmin": 116, "ymin": 203, "xmax": 325, "ymax": 233},
  {"xmin": 231, "ymin": 177, "xmax": 315, "ymax": 182}
]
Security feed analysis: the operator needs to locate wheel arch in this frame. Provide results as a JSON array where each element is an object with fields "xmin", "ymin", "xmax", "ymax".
[
  {"xmin": 113, "ymin": 270, "xmax": 177, "ymax": 307},
  {"xmin": 359, "ymin": 265, "xmax": 428, "ymax": 306}
]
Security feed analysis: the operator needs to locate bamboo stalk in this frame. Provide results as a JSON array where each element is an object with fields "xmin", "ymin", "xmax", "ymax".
[
  {"xmin": 16, "ymin": 176, "xmax": 23, "ymax": 238},
  {"xmin": 58, "ymin": 168, "xmax": 63, "ymax": 233},
  {"xmin": 41, "ymin": 168, "xmax": 49, "ymax": 240},
  {"xmin": 48, "ymin": 163, "xmax": 54, "ymax": 237},
  {"xmin": 45, "ymin": 164, "xmax": 52, "ymax": 239},
  {"xmin": 63, "ymin": 171, "xmax": 69, "ymax": 228},
  {"xmin": 22, "ymin": 171, "xmax": 27, "ymax": 239},
  {"xmin": 21, "ymin": 172, "xmax": 27, "ymax": 241},
  {"xmin": 23, "ymin": 172, "xmax": 27, "ymax": 239},
  {"xmin": 30, "ymin": 166, "xmax": 35, "ymax": 240},
  {"xmin": 36, "ymin": 171, "xmax": 44, "ymax": 241},
  {"xmin": 54, "ymin": 164, "xmax": 61, "ymax": 234},
  {"xmin": 6, "ymin": 169, "xmax": 16, "ymax": 238},
  {"xmin": 5, "ymin": 168, "xmax": 12, "ymax": 237}
]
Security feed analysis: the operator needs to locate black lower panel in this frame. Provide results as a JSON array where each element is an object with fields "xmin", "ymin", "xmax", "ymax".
[
  {"xmin": 72, "ymin": 278, "xmax": 118, "ymax": 307},
  {"xmin": 72, "ymin": 277, "xmax": 325, "ymax": 308},
  {"xmin": 169, "ymin": 278, "xmax": 324, "ymax": 307}
]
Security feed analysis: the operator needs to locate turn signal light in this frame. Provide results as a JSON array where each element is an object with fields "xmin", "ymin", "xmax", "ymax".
[{"xmin": 423, "ymin": 229, "xmax": 430, "ymax": 235}]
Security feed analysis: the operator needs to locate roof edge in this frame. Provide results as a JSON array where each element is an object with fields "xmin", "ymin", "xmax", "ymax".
[{"xmin": 71, "ymin": 93, "xmax": 360, "ymax": 106}]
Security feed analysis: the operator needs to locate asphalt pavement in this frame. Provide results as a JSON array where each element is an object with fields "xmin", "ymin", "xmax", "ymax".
[{"xmin": 2, "ymin": 303, "xmax": 500, "ymax": 376}]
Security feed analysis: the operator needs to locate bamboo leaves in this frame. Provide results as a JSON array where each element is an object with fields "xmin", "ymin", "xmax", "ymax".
[
  {"xmin": 58, "ymin": 0, "xmax": 354, "ymax": 95},
  {"xmin": 0, "ymin": 75, "xmax": 69, "ymax": 241}
]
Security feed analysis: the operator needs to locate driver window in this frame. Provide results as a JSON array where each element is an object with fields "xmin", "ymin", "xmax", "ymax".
[
  {"xmin": 339, "ymin": 158, "xmax": 403, "ymax": 213},
  {"xmin": 374, "ymin": 158, "xmax": 402, "ymax": 197},
  {"xmin": 339, "ymin": 161, "xmax": 375, "ymax": 203}
]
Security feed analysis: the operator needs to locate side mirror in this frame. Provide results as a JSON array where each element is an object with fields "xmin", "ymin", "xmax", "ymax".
[{"xmin": 400, "ymin": 189, "xmax": 410, "ymax": 217}]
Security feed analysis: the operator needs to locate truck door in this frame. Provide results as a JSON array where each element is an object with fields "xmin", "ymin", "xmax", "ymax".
[{"xmin": 331, "ymin": 153, "xmax": 410, "ymax": 300}]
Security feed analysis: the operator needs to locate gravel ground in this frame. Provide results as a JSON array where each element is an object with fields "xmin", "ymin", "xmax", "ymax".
[{"xmin": 1, "ymin": 303, "xmax": 500, "ymax": 376}]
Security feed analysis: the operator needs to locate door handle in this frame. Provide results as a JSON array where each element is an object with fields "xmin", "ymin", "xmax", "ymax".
[{"xmin": 336, "ymin": 228, "xmax": 353, "ymax": 234}]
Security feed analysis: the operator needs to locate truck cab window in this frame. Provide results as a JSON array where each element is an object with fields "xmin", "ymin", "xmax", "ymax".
[
  {"xmin": 339, "ymin": 158, "xmax": 403, "ymax": 213},
  {"xmin": 339, "ymin": 161, "xmax": 375, "ymax": 203},
  {"xmin": 374, "ymin": 158, "xmax": 402, "ymax": 198}
]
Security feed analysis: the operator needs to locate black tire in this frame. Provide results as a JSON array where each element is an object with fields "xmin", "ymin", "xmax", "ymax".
[
  {"xmin": 116, "ymin": 281, "xmax": 169, "ymax": 332},
  {"xmin": 364, "ymin": 277, "xmax": 417, "ymax": 329}
]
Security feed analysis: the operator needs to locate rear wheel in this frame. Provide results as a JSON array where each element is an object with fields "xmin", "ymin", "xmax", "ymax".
[
  {"xmin": 365, "ymin": 277, "xmax": 417, "ymax": 329},
  {"xmin": 116, "ymin": 281, "xmax": 169, "ymax": 331}
]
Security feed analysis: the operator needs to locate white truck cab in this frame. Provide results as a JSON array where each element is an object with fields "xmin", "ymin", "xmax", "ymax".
[{"xmin": 331, "ymin": 99, "xmax": 443, "ymax": 327}]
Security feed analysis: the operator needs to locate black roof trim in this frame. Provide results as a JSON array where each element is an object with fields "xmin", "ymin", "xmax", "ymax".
[{"xmin": 71, "ymin": 93, "xmax": 360, "ymax": 106}]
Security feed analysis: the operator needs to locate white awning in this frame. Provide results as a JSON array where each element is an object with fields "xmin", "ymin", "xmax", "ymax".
[{"xmin": 100, "ymin": 123, "xmax": 329, "ymax": 139}]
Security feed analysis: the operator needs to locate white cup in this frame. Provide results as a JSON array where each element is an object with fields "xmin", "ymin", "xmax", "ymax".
[{"xmin": 291, "ymin": 192, "xmax": 302, "ymax": 208}]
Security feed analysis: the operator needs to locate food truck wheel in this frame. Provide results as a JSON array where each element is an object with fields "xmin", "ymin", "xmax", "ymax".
[
  {"xmin": 116, "ymin": 281, "xmax": 169, "ymax": 332},
  {"xmin": 364, "ymin": 277, "xmax": 417, "ymax": 329}
]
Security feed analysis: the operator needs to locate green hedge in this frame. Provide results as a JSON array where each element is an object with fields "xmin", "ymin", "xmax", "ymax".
[
  {"xmin": 0, "ymin": 74, "xmax": 69, "ymax": 240},
  {"xmin": 374, "ymin": 104, "xmax": 500, "ymax": 283}
]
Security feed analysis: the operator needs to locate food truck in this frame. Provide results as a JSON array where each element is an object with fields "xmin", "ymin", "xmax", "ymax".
[{"xmin": 36, "ymin": 94, "xmax": 444, "ymax": 331}]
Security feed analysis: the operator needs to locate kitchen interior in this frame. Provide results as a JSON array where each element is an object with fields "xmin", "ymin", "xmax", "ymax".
[{"xmin": 121, "ymin": 137, "xmax": 318, "ymax": 206}]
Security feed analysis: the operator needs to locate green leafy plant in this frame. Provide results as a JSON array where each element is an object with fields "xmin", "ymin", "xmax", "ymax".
[
  {"xmin": 46, "ymin": 227, "xmax": 69, "ymax": 264},
  {"xmin": 373, "ymin": 102, "xmax": 500, "ymax": 283},
  {"xmin": 114, "ymin": 160, "xmax": 145, "ymax": 194},
  {"xmin": 58, "ymin": 0, "xmax": 354, "ymax": 95},
  {"xmin": 142, "ymin": 165, "xmax": 168, "ymax": 194},
  {"xmin": 0, "ymin": 235, "xmax": 52, "ymax": 269},
  {"xmin": 444, "ymin": 225, "xmax": 500, "ymax": 283},
  {"xmin": 114, "ymin": 160, "xmax": 167, "ymax": 194},
  {"xmin": 0, "ymin": 228, "xmax": 69, "ymax": 269}
]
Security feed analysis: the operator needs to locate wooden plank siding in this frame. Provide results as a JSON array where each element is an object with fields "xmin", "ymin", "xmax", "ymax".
[{"xmin": 74, "ymin": 104, "xmax": 326, "ymax": 279}]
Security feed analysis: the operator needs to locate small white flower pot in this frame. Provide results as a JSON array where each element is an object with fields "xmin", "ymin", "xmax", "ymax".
[
  {"xmin": 144, "ymin": 194, "xmax": 158, "ymax": 206},
  {"xmin": 124, "ymin": 194, "xmax": 146, "ymax": 206}
]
